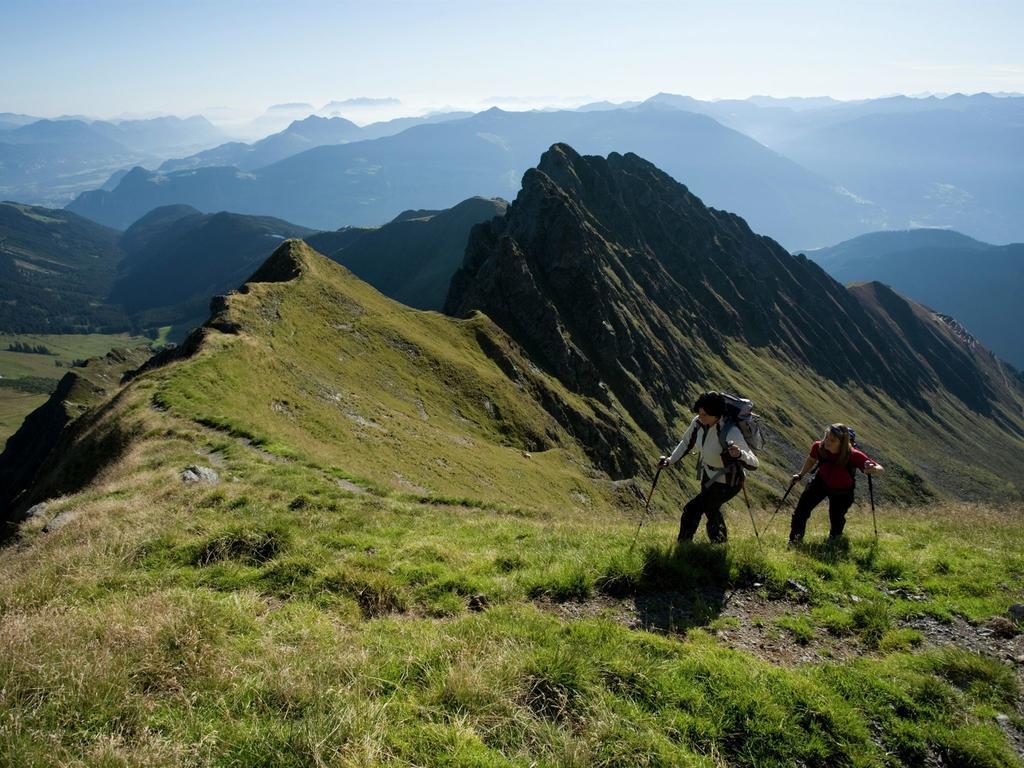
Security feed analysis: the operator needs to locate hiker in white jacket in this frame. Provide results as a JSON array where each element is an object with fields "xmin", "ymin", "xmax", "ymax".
[{"xmin": 658, "ymin": 391, "xmax": 758, "ymax": 543}]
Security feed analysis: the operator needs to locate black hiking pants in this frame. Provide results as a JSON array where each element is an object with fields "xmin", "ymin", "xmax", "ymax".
[
  {"xmin": 789, "ymin": 475, "xmax": 855, "ymax": 542},
  {"xmin": 679, "ymin": 481, "xmax": 740, "ymax": 543}
]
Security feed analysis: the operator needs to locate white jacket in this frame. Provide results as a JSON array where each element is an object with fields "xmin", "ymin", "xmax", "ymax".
[{"xmin": 666, "ymin": 416, "xmax": 758, "ymax": 484}]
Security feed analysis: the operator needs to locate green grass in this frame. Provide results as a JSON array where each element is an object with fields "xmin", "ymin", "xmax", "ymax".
[
  {"xmin": 2, "ymin": 413, "xmax": 1021, "ymax": 766},
  {"xmin": 2, "ymin": 244, "xmax": 1022, "ymax": 766}
]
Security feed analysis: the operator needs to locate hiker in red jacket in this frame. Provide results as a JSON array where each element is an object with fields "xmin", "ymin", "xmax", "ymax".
[{"xmin": 788, "ymin": 424, "xmax": 884, "ymax": 544}]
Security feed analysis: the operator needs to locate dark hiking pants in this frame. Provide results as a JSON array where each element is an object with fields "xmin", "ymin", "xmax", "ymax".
[
  {"xmin": 789, "ymin": 475, "xmax": 855, "ymax": 541},
  {"xmin": 679, "ymin": 481, "xmax": 740, "ymax": 543}
]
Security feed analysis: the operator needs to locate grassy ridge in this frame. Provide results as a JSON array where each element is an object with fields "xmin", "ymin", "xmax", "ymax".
[
  {"xmin": 1, "ymin": 243, "xmax": 1022, "ymax": 764},
  {"xmin": 149, "ymin": 244, "xmax": 683, "ymax": 515}
]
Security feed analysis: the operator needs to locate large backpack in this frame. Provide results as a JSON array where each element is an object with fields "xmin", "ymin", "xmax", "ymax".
[
  {"xmin": 718, "ymin": 393, "xmax": 764, "ymax": 455},
  {"xmin": 690, "ymin": 392, "xmax": 763, "ymax": 487}
]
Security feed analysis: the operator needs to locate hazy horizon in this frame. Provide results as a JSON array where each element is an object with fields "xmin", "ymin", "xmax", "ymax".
[
  {"xmin": 4, "ymin": 0, "xmax": 1022, "ymax": 123},
  {"xmin": 5, "ymin": 90, "xmax": 1022, "ymax": 135}
]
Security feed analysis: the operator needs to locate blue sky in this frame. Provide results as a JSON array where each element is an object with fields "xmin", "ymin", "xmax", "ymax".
[{"xmin": 2, "ymin": 0, "xmax": 1022, "ymax": 120}]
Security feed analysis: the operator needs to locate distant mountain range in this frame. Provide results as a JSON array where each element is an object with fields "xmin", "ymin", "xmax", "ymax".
[
  {"xmin": 68, "ymin": 108, "xmax": 878, "ymax": 248},
  {"xmin": 771, "ymin": 98, "xmax": 1024, "ymax": 245},
  {"xmin": 0, "ymin": 195, "xmax": 502, "ymax": 338},
  {"xmin": 0, "ymin": 116, "xmax": 226, "ymax": 206},
  {"xmin": 597, "ymin": 93, "xmax": 1024, "ymax": 244},
  {"xmin": 159, "ymin": 112, "xmax": 473, "ymax": 172},
  {"xmin": 807, "ymin": 229, "xmax": 1024, "ymax": 368},
  {"xmin": 0, "ymin": 92, "xmax": 1014, "ymax": 247}
]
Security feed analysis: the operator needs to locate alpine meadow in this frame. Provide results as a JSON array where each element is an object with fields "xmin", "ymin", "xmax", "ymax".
[{"xmin": 2, "ymin": 3, "xmax": 1024, "ymax": 766}]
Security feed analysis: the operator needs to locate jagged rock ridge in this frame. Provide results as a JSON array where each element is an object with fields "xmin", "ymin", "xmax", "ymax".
[{"xmin": 446, "ymin": 144, "xmax": 1018, "ymax": 454}]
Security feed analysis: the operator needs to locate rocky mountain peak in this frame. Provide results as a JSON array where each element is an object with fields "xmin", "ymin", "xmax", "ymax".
[{"xmin": 446, "ymin": 145, "xmax": 1019, "ymax": 460}]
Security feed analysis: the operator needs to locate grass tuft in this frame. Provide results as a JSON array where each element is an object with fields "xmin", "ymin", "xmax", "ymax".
[{"xmin": 190, "ymin": 524, "xmax": 291, "ymax": 566}]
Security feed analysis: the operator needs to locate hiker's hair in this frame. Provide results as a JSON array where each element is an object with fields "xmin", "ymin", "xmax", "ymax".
[
  {"xmin": 693, "ymin": 391, "xmax": 725, "ymax": 418},
  {"xmin": 825, "ymin": 423, "xmax": 852, "ymax": 466}
]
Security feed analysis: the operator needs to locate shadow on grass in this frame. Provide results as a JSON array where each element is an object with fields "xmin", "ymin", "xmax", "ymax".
[
  {"xmin": 598, "ymin": 542, "xmax": 731, "ymax": 633},
  {"xmin": 792, "ymin": 536, "xmax": 883, "ymax": 571}
]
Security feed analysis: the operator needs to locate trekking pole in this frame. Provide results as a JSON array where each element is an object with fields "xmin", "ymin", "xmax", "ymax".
[
  {"xmin": 761, "ymin": 476, "xmax": 798, "ymax": 537},
  {"xmin": 868, "ymin": 473, "xmax": 878, "ymax": 539},
  {"xmin": 629, "ymin": 465, "xmax": 662, "ymax": 554},
  {"xmin": 741, "ymin": 480, "xmax": 762, "ymax": 550}
]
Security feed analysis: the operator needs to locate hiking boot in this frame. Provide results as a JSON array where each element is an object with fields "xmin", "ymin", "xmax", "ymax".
[{"xmin": 788, "ymin": 534, "xmax": 803, "ymax": 547}]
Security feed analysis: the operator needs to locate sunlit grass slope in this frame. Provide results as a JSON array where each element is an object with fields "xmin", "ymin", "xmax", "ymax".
[
  {"xmin": 148, "ymin": 240, "xmax": 681, "ymax": 516},
  {"xmin": 1, "ymin": 241, "xmax": 1022, "ymax": 766}
]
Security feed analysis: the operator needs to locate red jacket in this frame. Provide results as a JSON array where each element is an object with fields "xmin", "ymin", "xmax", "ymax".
[{"xmin": 811, "ymin": 440, "xmax": 871, "ymax": 490}]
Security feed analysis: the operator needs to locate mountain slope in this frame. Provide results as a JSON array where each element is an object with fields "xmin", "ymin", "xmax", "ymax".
[
  {"xmin": 808, "ymin": 229, "xmax": 1024, "ymax": 368},
  {"xmin": 446, "ymin": 144, "xmax": 1024, "ymax": 497},
  {"xmin": 68, "ymin": 108, "xmax": 878, "ymax": 247},
  {"xmin": 2, "ymin": 148, "xmax": 1023, "ymax": 767},
  {"xmin": 0, "ymin": 202, "xmax": 129, "ymax": 332}
]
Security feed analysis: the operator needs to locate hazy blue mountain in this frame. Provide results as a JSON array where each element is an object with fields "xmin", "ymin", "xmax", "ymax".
[
  {"xmin": 69, "ymin": 108, "xmax": 878, "ymax": 248},
  {"xmin": 774, "ymin": 101, "xmax": 1024, "ymax": 244},
  {"xmin": 639, "ymin": 94, "xmax": 804, "ymax": 147},
  {"xmin": 110, "ymin": 207, "xmax": 315, "ymax": 328},
  {"xmin": 633, "ymin": 92, "xmax": 1024, "ymax": 243},
  {"xmin": 160, "ymin": 112, "xmax": 474, "ymax": 172},
  {"xmin": 807, "ymin": 229, "xmax": 1024, "ymax": 368},
  {"xmin": 0, "ymin": 202, "xmax": 128, "ymax": 332},
  {"xmin": 745, "ymin": 95, "xmax": 845, "ymax": 111},
  {"xmin": 356, "ymin": 111, "xmax": 475, "ymax": 141},
  {"xmin": 159, "ymin": 115, "xmax": 364, "ymax": 171},
  {"xmin": 74, "ymin": 165, "xmax": 256, "ymax": 229},
  {"xmin": 0, "ymin": 113, "xmax": 42, "ymax": 130},
  {"xmin": 118, "ymin": 204, "xmax": 201, "ymax": 255},
  {"xmin": 303, "ymin": 227, "xmax": 374, "ymax": 257},
  {"xmin": 0, "ymin": 120, "xmax": 142, "ymax": 206},
  {"xmin": 576, "ymin": 100, "xmax": 643, "ymax": 111},
  {"xmin": 0, "ymin": 116, "xmax": 225, "ymax": 206},
  {"xmin": 311, "ymin": 196, "xmax": 507, "ymax": 310},
  {"xmin": 91, "ymin": 115, "xmax": 224, "ymax": 155},
  {"xmin": 642, "ymin": 90, "xmax": 1023, "ymax": 150},
  {"xmin": 4, "ymin": 119, "xmax": 127, "ymax": 150},
  {"xmin": 268, "ymin": 103, "xmax": 314, "ymax": 112}
]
